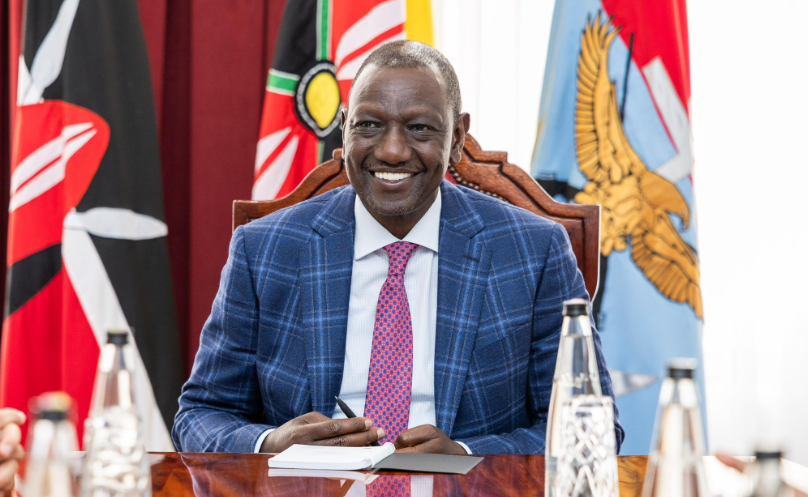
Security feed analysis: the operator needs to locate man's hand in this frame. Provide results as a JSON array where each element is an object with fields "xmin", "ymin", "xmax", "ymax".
[
  {"xmin": 716, "ymin": 452, "xmax": 808, "ymax": 497},
  {"xmin": 260, "ymin": 412, "xmax": 385, "ymax": 453},
  {"xmin": 0, "ymin": 408, "xmax": 25, "ymax": 493},
  {"xmin": 394, "ymin": 425, "xmax": 466, "ymax": 455}
]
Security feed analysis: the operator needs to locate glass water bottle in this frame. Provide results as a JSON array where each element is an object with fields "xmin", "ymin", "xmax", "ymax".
[
  {"xmin": 80, "ymin": 330, "xmax": 151, "ymax": 497},
  {"xmin": 745, "ymin": 450, "xmax": 794, "ymax": 497},
  {"xmin": 545, "ymin": 298, "xmax": 602, "ymax": 497},
  {"xmin": 642, "ymin": 359, "xmax": 708, "ymax": 497},
  {"xmin": 24, "ymin": 392, "xmax": 80, "ymax": 497}
]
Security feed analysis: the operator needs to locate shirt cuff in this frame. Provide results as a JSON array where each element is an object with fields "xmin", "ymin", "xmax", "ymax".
[
  {"xmin": 254, "ymin": 428, "xmax": 275, "ymax": 453},
  {"xmin": 455, "ymin": 440, "xmax": 472, "ymax": 454}
]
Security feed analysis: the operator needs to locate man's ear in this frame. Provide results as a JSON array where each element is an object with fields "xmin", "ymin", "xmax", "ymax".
[
  {"xmin": 449, "ymin": 112, "xmax": 471, "ymax": 165},
  {"xmin": 341, "ymin": 107, "xmax": 348, "ymax": 142}
]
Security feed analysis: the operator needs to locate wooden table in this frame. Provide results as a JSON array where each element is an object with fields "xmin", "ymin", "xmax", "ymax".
[{"xmin": 151, "ymin": 452, "xmax": 649, "ymax": 496}]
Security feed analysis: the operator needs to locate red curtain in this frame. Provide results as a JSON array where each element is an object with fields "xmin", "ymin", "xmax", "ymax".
[{"xmin": 2, "ymin": 0, "xmax": 287, "ymax": 375}]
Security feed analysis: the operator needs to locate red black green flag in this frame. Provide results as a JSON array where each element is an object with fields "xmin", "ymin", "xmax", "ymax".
[
  {"xmin": 252, "ymin": 0, "xmax": 433, "ymax": 199},
  {"xmin": 1, "ymin": 0, "xmax": 181, "ymax": 450}
]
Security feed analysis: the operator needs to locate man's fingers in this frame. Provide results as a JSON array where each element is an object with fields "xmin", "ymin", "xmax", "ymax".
[
  {"xmin": 296, "ymin": 412, "xmax": 331, "ymax": 425},
  {"xmin": 395, "ymin": 445, "xmax": 421, "ymax": 454},
  {"xmin": 313, "ymin": 428, "xmax": 385, "ymax": 448},
  {"xmin": 394, "ymin": 437, "xmax": 438, "ymax": 454},
  {"xmin": 0, "ymin": 460, "xmax": 18, "ymax": 492},
  {"xmin": 715, "ymin": 453, "xmax": 747, "ymax": 473},
  {"xmin": 366, "ymin": 427, "xmax": 385, "ymax": 445},
  {"xmin": 0, "ymin": 445, "xmax": 24, "ymax": 464},
  {"xmin": 0, "ymin": 424, "xmax": 21, "ymax": 458},
  {"xmin": 308, "ymin": 417, "xmax": 373, "ymax": 440},
  {"xmin": 266, "ymin": 413, "xmax": 382, "ymax": 453},
  {"xmin": 0, "ymin": 409, "xmax": 24, "ymax": 429},
  {"xmin": 392, "ymin": 425, "xmax": 464, "ymax": 454},
  {"xmin": 9, "ymin": 446, "xmax": 23, "ymax": 461},
  {"xmin": 394, "ymin": 425, "xmax": 436, "ymax": 449}
]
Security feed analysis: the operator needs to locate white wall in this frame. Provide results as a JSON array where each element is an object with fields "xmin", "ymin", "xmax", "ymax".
[
  {"xmin": 433, "ymin": 0, "xmax": 808, "ymax": 465},
  {"xmin": 432, "ymin": 0, "xmax": 555, "ymax": 170},
  {"xmin": 690, "ymin": 0, "xmax": 808, "ymax": 465}
]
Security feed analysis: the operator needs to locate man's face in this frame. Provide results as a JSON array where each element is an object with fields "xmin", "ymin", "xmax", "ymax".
[{"xmin": 342, "ymin": 64, "xmax": 468, "ymax": 235}]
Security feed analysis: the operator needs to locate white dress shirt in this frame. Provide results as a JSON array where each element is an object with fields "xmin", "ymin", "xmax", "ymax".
[
  {"xmin": 255, "ymin": 189, "xmax": 470, "ymax": 454},
  {"xmin": 334, "ymin": 189, "xmax": 441, "ymax": 429}
]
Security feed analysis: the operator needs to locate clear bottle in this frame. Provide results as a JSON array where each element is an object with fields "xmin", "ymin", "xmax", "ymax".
[
  {"xmin": 642, "ymin": 359, "xmax": 708, "ymax": 497},
  {"xmin": 80, "ymin": 330, "xmax": 151, "ymax": 497},
  {"xmin": 23, "ymin": 392, "xmax": 80, "ymax": 497},
  {"xmin": 745, "ymin": 450, "xmax": 794, "ymax": 497},
  {"xmin": 545, "ymin": 298, "xmax": 602, "ymax": 497}
]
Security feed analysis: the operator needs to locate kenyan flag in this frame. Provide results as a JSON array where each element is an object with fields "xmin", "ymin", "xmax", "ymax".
[
  {"xmin": 252, "ymin": 0, "xmax": 433, "ymax": 200},
  {"xmin": 0, "ymin": 0, "xmax": 182, "ymax": 450}
]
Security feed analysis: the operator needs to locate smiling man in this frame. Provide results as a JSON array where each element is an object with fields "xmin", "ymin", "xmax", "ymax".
[{"xmin": 174, "ymin": 41, "xmax": 623, "ymax": 455}]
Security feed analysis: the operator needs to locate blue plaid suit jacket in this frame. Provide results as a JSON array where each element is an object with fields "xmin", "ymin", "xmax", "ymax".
[{"xmin": 173, "ymin": 181, "xmax": 624, "ymax": 454}]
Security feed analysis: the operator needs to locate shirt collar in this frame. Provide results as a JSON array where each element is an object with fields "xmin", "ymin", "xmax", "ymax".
[{"xmin": 354, "ymin": 188, "xmax": 441, "ymax": 261}]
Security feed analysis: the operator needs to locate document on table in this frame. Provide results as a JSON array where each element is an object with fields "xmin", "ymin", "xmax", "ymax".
[
  {"xmin": 267, "ymin": 443, "xmax": 483, "ymax": 474},
  {"xmin": 268, "ymin": 443, "xmax": 396, "ymax": 471},
  {"xmin": 268, "ymin": 468, "xmax": 379, "ymax": 484}
]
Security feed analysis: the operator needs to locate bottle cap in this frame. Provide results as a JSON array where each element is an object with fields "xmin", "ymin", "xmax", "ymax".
[
  {"xmin": 754, "ymin": 450, "xmax": 783, "ymax": 460},
  {"xmin": 107, "ymin": 330, "xmax": 129, "ymax": 345},
  {"xmin": 562, "ymin": 298, "xmax": 589, "ymax": 317},
  {"xmin": 39, "ymin": 409, "xmax": 68, "ymax": 422},
  {"xmin": 29, "ymin": 392, "xmax": 73, "ymax": 422},
  {"xmin": 667, "ymin": 358, "xmax": 698, "ymax": 379}
]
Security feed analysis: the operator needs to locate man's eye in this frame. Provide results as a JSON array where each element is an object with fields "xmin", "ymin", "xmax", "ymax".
[
  {"xmin": 356, "ymin": 121, "xmax": 378, "ymax": 128},
  {"xmin": 410, "ymin": 124, "xmax": 431, "ymax": 132}
]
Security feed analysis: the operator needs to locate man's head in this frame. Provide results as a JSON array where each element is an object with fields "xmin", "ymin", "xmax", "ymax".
[
  {"xmin": 349, "ymin": 41, "xmax": 463, "ymax": 120},
  {"xmin": 342, "ymin": 41, "xmax": 470, "ymax": 239}
]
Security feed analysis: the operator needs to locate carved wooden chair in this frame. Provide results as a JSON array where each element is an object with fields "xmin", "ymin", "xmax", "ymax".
[{"xmin": 233, "ymin": 134, "xmax": 600, "ymax": 298}]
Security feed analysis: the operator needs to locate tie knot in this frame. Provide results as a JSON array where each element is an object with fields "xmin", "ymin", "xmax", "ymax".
[{"xmin": 384, "ymin": 241, "xmax": 418, "ymax": 277}]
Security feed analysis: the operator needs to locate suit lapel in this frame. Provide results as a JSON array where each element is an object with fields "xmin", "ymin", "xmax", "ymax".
[
  {"xmin": 302, "ymin": 187, "xmax": 356, "ymax": 416},
  {"xmin": 434, "ymin": 182, "xmax": 490, "ymax": 435}
]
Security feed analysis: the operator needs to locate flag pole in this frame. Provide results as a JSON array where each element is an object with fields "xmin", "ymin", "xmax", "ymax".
[{"xmin": 620, "ymin": 32, "xmax": 634, "ymax": 120}]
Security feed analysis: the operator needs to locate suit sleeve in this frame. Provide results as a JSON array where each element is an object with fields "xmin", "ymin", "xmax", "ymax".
[
  {"xmin": 457, "ymin": 223, "xmax": 625, "ymax": 454},
  {"xmin": 172, "ymin": 227, "xmax": 274, "ymax": 452}
]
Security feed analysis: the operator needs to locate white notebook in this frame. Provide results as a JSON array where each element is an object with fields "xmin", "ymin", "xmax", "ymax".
[
  {"xmin": 268, "ymin": 468, "xmax": 379, "ymax": 484},
  {"xmin": 267, "ymin": 443, "xmax": 396, "ymax": 471}
]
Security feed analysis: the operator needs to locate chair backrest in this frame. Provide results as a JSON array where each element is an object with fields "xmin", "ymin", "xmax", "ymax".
[{"xmin": 234, "ymin": 134, "xmax": 600, "ymax": 298}]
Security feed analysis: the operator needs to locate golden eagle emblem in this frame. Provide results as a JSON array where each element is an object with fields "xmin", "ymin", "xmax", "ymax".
[{"xmin": 573, "ymin": 14, "xmax": 703, "ymax": 318}]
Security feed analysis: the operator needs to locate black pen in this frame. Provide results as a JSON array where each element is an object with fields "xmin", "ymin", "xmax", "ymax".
[{"xmin": 335, "ymin": 395, "xmax": 380, "ymax": 446}]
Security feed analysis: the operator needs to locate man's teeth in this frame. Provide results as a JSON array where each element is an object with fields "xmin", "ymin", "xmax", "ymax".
[{"xmin": 374, "ymin": 171, "xmax": 414, "ymax": 181}]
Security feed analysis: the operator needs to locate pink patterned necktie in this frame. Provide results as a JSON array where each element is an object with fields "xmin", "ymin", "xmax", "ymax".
[
  {"xmin": 367, "ymin": 475, "xmax": 411, "ymax": 497},
  {"xmin": 364, "ymin": 241, "xmax": 418, "ymax": 445}
]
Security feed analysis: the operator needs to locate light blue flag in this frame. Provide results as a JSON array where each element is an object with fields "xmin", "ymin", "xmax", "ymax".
[{"xmin": 532, "ymin": 0, "xmax": 705, "ymax": 454}]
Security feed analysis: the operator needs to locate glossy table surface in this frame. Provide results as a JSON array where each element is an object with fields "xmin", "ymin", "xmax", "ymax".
[{"xmin": 150, "ymin": 452, "xmax": 649, "ymax": 496}]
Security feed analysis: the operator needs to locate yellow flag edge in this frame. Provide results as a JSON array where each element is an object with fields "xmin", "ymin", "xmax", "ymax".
[{"xmin": 405, "ymin": 0, "xmax": 434, "ymax": 47}]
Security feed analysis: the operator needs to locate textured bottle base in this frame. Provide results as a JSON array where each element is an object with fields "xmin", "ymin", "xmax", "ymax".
[{"xmin": 545, "ymin": 454, "xmax": 557, "ymax": 497}]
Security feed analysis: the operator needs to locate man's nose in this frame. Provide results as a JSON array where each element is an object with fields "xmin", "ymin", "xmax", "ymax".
[{"xmin": 374, "ymin": 126, "xmax": 412, "ymax": 165}]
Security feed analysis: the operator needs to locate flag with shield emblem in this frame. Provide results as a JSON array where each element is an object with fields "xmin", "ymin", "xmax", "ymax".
[{"xmin": 532, "ymin": 0, "xmax": 704, "ymax": 454}]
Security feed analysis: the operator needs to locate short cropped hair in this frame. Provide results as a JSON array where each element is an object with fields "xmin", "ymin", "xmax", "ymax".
[{"xmin": 349, "ymin": 40, "xmax": 462, "ymax": 119}]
